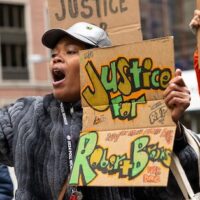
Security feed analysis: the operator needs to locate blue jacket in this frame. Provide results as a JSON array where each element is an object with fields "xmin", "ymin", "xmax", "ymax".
[{"xmin": 0, "ymin": 165, "xmax": 13, "ymax": 200}]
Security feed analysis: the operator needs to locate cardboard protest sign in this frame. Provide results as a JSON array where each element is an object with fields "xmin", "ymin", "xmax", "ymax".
[
  {"xmin": 197, "ymin": 0, "xmax": 200, "ymax": 69},
  {"xmin": 69, "ymin": 37, "xmax": 176, "ymax": 187},
  {"xmin": 47, "ymin": 0, "xmax": 142, "ymax": 45}
]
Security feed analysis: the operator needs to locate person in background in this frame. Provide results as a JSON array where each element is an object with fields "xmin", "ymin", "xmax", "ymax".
[
  {"xmin": 0, "ymin": 21, "xmax": 198, "ymax": 200},
  {"xmin": 0, "ymin": 165, "xmax": 13, "ymax": 200},
  {"xmin": 190, "ymin": 9, "xmax": 200, "ymax": 95}
]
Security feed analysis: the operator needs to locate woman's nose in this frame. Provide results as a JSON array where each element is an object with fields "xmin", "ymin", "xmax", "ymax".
[{"xmin": 52, "ymin": 54, "xmax": 64, "ymax": 63}]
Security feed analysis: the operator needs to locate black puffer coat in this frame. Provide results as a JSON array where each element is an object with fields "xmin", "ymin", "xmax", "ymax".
[{"xmin": 0, "ymin": 165, "xmax": 13, "ymax": 200}]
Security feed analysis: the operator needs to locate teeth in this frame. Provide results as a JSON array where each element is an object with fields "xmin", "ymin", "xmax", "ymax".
[{"xmin": 53, "ymin": 69, "xmax": 62, "ymax": 76}]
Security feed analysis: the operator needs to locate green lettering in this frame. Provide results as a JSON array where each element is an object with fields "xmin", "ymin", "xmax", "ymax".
[
  {"xmin": 131, "ymin": 136, "xmax": 149, "ymax": 177},
  {"xmin": 130, "ymin": 59, "xmax": 141, "ymax": 89},
  {"xmin": 101, "ymin": 62, "xmax": 117, "ymax": 92},
  {"xmin": 110, "ymin": 95, "xmax": 123, "ymax": 117},
  {"xmin": 151, "ymin": 69, "xmax": 160, "ymax": 88},
  {"xmin": 113, "ymin": 154, "xmax": 127, "ymax": 170},
  {"xmin": 131, "ymin": 94, "xmax": 146, "ymax": 118},
  {"xmin": 69, "ymin": 132, "xmax": 97, "ymax": 185}
]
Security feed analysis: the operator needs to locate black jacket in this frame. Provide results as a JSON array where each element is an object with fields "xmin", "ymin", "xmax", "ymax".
[{"xmin": 0, "ymin": 165, "xmax": 13, "ymax": 200}]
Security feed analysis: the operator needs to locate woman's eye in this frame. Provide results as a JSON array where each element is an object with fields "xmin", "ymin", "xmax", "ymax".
[
  {"xmin": 67, "ymin": 50, "xmax": 77, "ymax": 55},
  {"xmin": 51, "ymin": 53, "xmax": 57, "ymax": 58}
]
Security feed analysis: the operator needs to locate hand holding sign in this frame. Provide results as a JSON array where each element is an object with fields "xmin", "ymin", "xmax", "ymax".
[{"xmin": 163, "ymin": 69, "xmax": 190, "ymax": 125}]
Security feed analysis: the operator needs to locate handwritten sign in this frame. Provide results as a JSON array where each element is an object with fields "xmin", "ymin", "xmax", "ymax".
[
  {"xmin": 70, "ymin": 127, "xmax": 175, "ymax": 186},
  {"xmin": 69, "ymin": 37, "xmax": 176, "ymax": 186},
  {"xmin": 47, "ymin": 0, "xmax": 142, "ymax": 45}
]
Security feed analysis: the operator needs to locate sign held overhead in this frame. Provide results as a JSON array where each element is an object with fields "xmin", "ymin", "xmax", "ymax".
[{"xmin": 47, "ymin": 0, "xmax": 143, "ymax": 45}]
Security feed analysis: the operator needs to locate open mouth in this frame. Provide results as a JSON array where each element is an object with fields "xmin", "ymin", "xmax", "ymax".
[{"xmin": 52, "ymin": 69, "xmax": 65, "ymax": 83}]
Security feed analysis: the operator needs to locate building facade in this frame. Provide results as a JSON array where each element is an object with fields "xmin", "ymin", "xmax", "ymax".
[
  {"xmin": 140, "ymin": 0, "xmax": 196, "ymax": 70},
  {"xmin": 0, "ymin": 0, "xmax": 51, "ymax": 107},
  {"xmin": 140, "ymin": 0, "xmax": 200, "ymax": 132}
]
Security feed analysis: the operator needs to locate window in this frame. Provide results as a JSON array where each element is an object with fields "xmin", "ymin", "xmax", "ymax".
[
  {"xmin": 140, "ymin": 0, "xmax": 196, "ymax": 70},
  {"xmin": 0, "ymin": 3, "xmax": 28, "ymax": 80}
]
